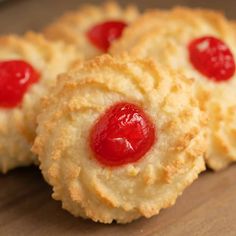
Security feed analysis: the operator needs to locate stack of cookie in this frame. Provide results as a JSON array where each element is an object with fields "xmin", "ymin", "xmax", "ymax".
[{"xmin": 1, "ymin": 2, "xmax": 236, "ymax": 224}]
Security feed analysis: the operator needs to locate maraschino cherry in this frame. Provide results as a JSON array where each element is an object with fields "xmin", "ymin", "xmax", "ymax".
[
  {"xmin": 0, "ymin": 60, "xmax": 39, "ymax": 108},
  {"xmin": 87, "ymin": 20, "xmax": 127, "ymax": 52},
  {"xmin": 188, "ymin": 36, "xmax": 235, "ymax": 82},
  {"xmin": 90, "ymin": 102, "xmax": 156, "ymax": 167}
]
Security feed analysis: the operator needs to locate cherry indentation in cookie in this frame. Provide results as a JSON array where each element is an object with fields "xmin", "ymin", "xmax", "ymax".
[
  {"xmin": 90, "ymin": 102, "xmax": 156, "ymax": 167},
  {"xmin": 188, "ymin": 36, "xmax": 235, "ymax": 82},
  {"xmin": 0, "ymin": 60, "xmax": 40, "ymax": 108},
  {"xmin": 87, "ymin": 20, "xmax": 127, "ymax": 52}
]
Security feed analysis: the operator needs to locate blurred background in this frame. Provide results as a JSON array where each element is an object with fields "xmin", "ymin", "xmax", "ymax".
[{"xmin": 0, "ymin": 0, "xmax": 235, "ymax": 34}]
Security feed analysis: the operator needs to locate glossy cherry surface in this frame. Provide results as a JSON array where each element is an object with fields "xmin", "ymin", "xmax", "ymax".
[
  {"xmin": 87, "ymin": 20, "xmax": 127, "ymax": 52},
  {"xmin": 0, "ymin": 60, "xmax": 39, "ymax": 108},
  {"xmin": 90, "ymin": 102, "xmax": 156, "ymax": 167},
  {"xmin": 188, "ymin": 36, "xmax": 235, "ymax": 82}
]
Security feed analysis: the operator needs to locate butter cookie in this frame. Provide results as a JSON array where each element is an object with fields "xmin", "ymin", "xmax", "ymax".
[
  {"xmin": 43, "ymin": 2, "xmax": 139, "ymax": 59},
  {"xmin": 0, "ymin": 32, "xmax": 79, "ymax": 173},
  {"xmin": 111, "ymin": 8, "xmax": 236, "ymax": 170},
  {"xmin": 33, "ymin": 54, "xmax": 206, "ymax": 223}
]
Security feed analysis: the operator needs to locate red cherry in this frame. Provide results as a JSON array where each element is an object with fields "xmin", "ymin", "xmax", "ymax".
[
  {"xmin": 188, "ymin": 36, "xmax": 235, "ymax": 82},
  {"xmin": 0, "ymin": 60, "xmax": 39, "ymax": 108},
  {"xmin": 87, "ymin": 20, "xmax": 127, "ymax": 52},
  {"xmin": 90, "ymin": 102, "xmax": 156, "ymax": 167}
]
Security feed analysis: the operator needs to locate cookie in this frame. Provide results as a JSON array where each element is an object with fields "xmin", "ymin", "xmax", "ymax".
[
  {"xmin": 0, "ymin": 32, "xmax": 79, "ymax": 173},
  {"xmin": 32, "ymin": 54, "xmax": 206, "ymax": 223},
  {"xmin": 43, "ymin": 1, "xmax": 139, "ymax": 59},
  {"xmin": 111, "ymin": 7, "xmax": 236, "ymax": 170}
]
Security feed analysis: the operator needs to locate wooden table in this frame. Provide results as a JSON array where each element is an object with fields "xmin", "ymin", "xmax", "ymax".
[{"xmin": 0, "ymin": 0, "xmax": 236, "ymax": 235}]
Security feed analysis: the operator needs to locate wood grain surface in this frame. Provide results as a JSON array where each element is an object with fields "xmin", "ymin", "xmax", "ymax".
[
  {"xmin": 0, "ymin": 0, "xmax": 236, "ymax": 235},
  {"xmin": 1, "ymin": 166, "xmax": 236, "ymax": 236}
]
